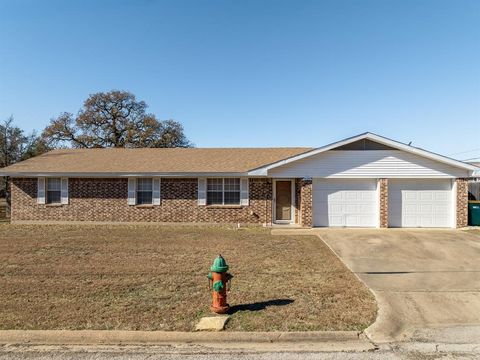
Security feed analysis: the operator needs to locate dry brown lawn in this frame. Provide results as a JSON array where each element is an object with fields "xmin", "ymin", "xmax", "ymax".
[{"xmin": 0, "ymin": 224, "xmax": 376, "ymax": 331}]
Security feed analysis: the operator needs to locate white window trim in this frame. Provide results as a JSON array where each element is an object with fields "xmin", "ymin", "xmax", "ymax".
[
  {"xmin": 128, "ymin": 178, "xmax": 136, "ymax": 205},
  {"xmin": 153, "ymin": 178, "xmax": 161, "ymax": 206},
  {"xmin": 37, "ymin": 177, "xmax": 46, "ymax": 204},
  {"xmin": 61, "ymin": 178, "xmax": 69, "ymax": 205},
  {"xmin": 198, "ymin": 178, "xmax": 207, "ymax": 206}
]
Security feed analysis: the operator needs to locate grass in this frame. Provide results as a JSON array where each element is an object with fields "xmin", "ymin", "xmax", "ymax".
[{"xmin": 0, "ymin": 224, "xmax": 376, "ymax": 331}]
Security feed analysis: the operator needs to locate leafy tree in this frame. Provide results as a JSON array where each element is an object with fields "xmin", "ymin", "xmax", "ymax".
[{"xmin": 42, "ymin": 90, "xmax": 193, "ymax": 148}]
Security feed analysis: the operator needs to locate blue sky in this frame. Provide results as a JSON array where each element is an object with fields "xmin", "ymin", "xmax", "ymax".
[{"xmin": 0, "ymin": 0, "xmax": 479, "ymax": 159}]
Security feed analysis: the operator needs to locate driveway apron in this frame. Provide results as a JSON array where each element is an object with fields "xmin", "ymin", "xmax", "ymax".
[{"xmin": 311, "ymin": 229, "xmax": 480, "ymax": 343}]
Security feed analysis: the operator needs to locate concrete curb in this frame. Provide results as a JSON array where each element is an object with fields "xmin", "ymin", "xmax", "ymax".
[{"xmin": 0, "ymin": 330, "xmax": 362, "ymax": 346}]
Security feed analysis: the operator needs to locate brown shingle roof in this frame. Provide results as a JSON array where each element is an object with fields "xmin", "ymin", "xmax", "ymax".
[{"xmin": 0, "ymin": 148, "xmax": 312, "ymax": 175}]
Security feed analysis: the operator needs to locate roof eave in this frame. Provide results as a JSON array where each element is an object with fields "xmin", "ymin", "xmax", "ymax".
[{"xmin": 0, "ymin": 171, "xmax": 262, "ymax": 178}]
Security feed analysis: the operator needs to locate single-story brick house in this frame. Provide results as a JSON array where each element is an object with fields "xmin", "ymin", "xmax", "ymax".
[{"xmin": 1, "ymin": 132, "xmax": 478, "ymax": 228}]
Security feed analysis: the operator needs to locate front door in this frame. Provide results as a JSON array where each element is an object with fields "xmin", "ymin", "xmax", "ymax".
[{"xmin": 275, "ymin": 180, "xmax": 292, "ymax": 222}]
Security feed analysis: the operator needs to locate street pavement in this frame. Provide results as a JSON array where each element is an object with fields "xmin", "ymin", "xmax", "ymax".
[{"xmin": 0, "ymin": 343, "xmax": 479, "ymax": 360}]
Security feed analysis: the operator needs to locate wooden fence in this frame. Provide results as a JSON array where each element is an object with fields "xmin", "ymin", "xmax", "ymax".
[
  {"xmin": 0, "ymin": 198, "xmax": 6, "ymax": 219},
  {"xmin": 469, "ymin": 180, "xmax": 480, "ymax": 201}
]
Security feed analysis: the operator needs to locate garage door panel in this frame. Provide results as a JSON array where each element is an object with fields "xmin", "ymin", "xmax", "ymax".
[
  {"xmin": 420, "ymin": 192, "xmax": 434, "ymax": 201},
  {"xmin": 403, "ymin": 215, "xmax": 415, "ymax": 227},
  {"xmin": 420, "ymin": 216, "xmax": 434, "ymax": 227},
  {"xmin": 347, "ymin": 215, "xmax": 375, "ymax": 227},
  {"xmin": 345, "ymin": 192, "xmax": 358, "ymax": 201},
  {"xmin": 388, "ymin": 179, "xmax": 452, "ymax": 228},
  {"xmin": 435, "ymin": 192, "xmax": 449, "ymax": 201},
  {"xmin": 435, "ymin": 204, "xmax": 448, "ymax": 213},
  {"xmin": 313, "ymin": 179, "xmax": 377, "ymax": 227},
  {"xmin": 405, "ymin": 192, "xmax": 418, "ymax": 201},
  {"xmin": 420, "ymin": 204, "xmax": 433, "ymax": 213},
  {"xmin": 435, "ymin": 216, "xmax": 449, "ymax": 227},
  {"xmin": 330, "ymin": 215, "xmax": 343, "ymax": 226},
  {"xmin": 330, "ymin": 203, "xmax": 343, "ymax": 213},
  {"xmin": 362, "ymin": 193, "xmax": 375, "ymax": 201},
  {"xmin": 345, "ymin": 215, "xmax": 361, "ymax": 227},
  {"xmin": 405, "ymin": 204, "xmax": 417, "ymax": 213},
  {"xmin": 329, "ymin": 192, "xmax": 343, "ymax": 201}
]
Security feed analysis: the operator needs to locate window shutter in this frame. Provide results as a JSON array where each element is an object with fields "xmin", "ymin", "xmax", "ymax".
[
  {"xmin": 153, "ymin": 178, "xmax": 161, "ymax": 205},
  {"xmin": 61, "ymin": 178, "xmax": 69, "ymax": 205},
  {"xmin": 37, "ymin": 177, "xmax": 46, "ymax": 204},
  {"xmin": 240, "ymin": 178, "xmax": 249, "ymax": 206},
  {"xmin": 198, "ymin": 178, "xmax": 207, "ymax": 206},
  {"xmin": 128, "ymin": 178, "xmax": 136, "ymax": 205}
]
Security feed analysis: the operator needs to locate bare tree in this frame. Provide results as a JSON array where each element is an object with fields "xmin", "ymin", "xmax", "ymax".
[
  {"xmin": 42, "ymin": 90, "xmax": 193, "ymax": 148},
  {"xmin": 0, "ymin": 116, "xmax": 47, "ymax": 217},
  {"xmin": 0, "ymin": 116, "xmax": 27, "ymax": 169}
]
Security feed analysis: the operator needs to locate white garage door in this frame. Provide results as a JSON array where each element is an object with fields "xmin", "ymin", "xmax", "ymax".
[
  {"xmin": 313, "ymin": 179, "xmax": 378, "ymax": 227},
  {"xmin": 388, "ymin": 179, "xmax": 453, "ymax": 228}
]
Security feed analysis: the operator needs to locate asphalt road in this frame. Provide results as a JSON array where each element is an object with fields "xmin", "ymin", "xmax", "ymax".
[{"xmin": 1, "ymin": 344, "xmax": 479, "ymax": 360}]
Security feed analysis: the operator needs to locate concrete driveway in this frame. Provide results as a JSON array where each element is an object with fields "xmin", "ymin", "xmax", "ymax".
[{"xmin": 314, "ymin": 229, "xmax": 480, "ymax": 343}]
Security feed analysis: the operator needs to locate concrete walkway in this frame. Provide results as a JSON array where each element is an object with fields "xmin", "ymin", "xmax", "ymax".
[{"xmin": 273, "ymin": 228, "xmax": 480, "ymax": 344}]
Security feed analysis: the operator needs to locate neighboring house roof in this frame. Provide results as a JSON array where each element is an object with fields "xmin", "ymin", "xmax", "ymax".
[
  {"xmin": 249, "ymin": 132, "xmax": 477, "ymax": 175},
  {"xmin": 469, "ymin": 162, "xmax": 480, "ymax": 177},
  {"xmin": 0, "ymin": 147, "xmax": 312, "ymax": 176}
]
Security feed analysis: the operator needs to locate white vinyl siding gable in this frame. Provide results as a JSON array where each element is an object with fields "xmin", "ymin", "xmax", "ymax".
[{"xmin": 269, "ymin": 150, "xmax": 470, "ymax": 178}]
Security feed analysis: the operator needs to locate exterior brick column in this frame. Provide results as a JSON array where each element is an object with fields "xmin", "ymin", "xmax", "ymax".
[
  {"xmin": 300, "ymin": 178, "xmax": 313, "ymax": 227},
  {"xmin": 294, "ymin": 179, "xmax": 301, "ymax": 225},
  {"xmin": 378, "ymin": 178, "xmax": 388, "ymax": 228},
  {"xmin": 263, "ymin": 179, "xmax": 273, "ymax": 226},
  {"xmin": 455, "ymin": 178, "xmax": 469, "ymax": 228}
]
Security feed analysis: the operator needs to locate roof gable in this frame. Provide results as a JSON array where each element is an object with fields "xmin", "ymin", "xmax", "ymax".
[
  {"xmin": 332, "ymin": 138, "xmax": 397, "ymax": 151},
  {"xmin": 248, "ymin": 132, "xmax": 477, "ymax": 175}
]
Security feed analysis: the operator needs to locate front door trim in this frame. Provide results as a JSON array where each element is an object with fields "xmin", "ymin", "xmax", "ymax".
[{"xmin": 273, "ymin": 179, "xmax": 295, "ymax": 224}]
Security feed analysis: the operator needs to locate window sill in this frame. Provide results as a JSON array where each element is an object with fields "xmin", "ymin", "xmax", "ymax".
[
  {"xmin": 135, "ymin": 204, "xmax": 155, "ymax": 208},
  {"xmin": 205, "ymin": 205, "xmax": 244, "ymax": 209},
  {"xmin": 45, "ymin": 203, "xmax": 63, "ymax": 207}
]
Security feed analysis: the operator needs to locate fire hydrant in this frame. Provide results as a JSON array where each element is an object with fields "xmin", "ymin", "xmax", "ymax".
[{"xmin": 207, "ymin": 255, "xmax": 233, "ymax": 314}]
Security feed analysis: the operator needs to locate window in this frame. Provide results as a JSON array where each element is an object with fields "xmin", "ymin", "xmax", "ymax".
[
  {"xmin": 137, "ymin": 178, "xmax": 153, "ymax": 205},
  {"xmin": 207, "ymin": 178, "xmax": 240, "ymax": 205},
  {"xmin": 46, "ymin": 178, "xmax": 61, "ymax": 204}
]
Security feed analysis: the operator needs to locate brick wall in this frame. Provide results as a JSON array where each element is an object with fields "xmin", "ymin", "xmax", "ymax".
[
  {"xmin": 299, "ymin": 179, "xmax": 313, "ymax": 227},
  {"xmin": 11, "ymin": 178, "xmax": 274, "ymax": 225},
  {"xmin": 379, "ymin": 178, "xmax": 388, "ymax": 228},
  {"xmin": 294, "ymin": 179, "xmax": 301, "ymax": 225},
  {"xmin": 456, "ymin": 178, "xmax": 469, "ymax": 228}
]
